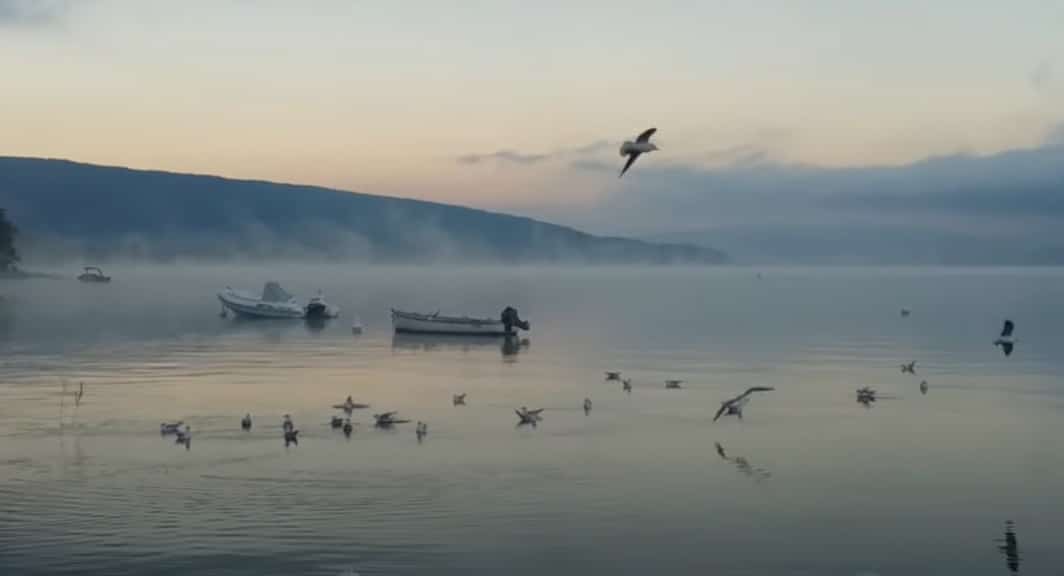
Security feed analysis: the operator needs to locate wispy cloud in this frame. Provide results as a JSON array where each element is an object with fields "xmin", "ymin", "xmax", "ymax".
[
  {"xmin": 0, "ymin": 0, "xmax": 69, "ymax": 27},
  {"xmin": 457, "ymin": 139, "xmax": 612, "ymax": 167},
  {"xmin": 456, "ymin": 149, "xmax": 550, "ymax": 166}
]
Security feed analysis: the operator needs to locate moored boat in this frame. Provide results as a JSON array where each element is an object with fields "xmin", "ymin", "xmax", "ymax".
[
  {"xmin": 391, "ymin": 307, "xmax": 529, "ymax": 336},
  {"xmin": 77, "ymin": 266, "xmax": 111, "ymax": 283},
  {"xmin": 218, "ymin": 282, "xmax": 306, "ymax": 319}
]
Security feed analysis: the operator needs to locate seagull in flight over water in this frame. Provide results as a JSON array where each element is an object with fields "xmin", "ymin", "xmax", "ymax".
[
  {"xmin": 994, "ymin": 319, "xmax": 1016, "ymax": 357},
  {"xmin": 618, "ymin": 128, "xmax": 659, "ymax": 177},
  {"xmin": 900, "ymin": 361, "xmax": 916, "ymax": 374},
  {"xmin": 713, "ymin": 387, "xmax": 775, "ymax": 421}
]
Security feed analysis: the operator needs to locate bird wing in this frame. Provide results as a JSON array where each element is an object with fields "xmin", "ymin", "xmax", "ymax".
[
  {"xmin": 715, "ymin": 442, "xmax": 728, "ymax": 459},
  {"xmin": 713, "ymin": 402, "xmax": 729, "ymax": 422},
  {"xmin": 636, "ymin": 127, "xmax": 657, "ymax": 143},
  {"xmin": 1001, "ymin": 320, "xmax": 1014, "ymax": 337},
  {"xmin": 738, "ymin": 386, "xmax": 775, "ymax": 399},
  {"xmin": 619, "ymin": 152, "xmax": 641, "ymax": 177}
]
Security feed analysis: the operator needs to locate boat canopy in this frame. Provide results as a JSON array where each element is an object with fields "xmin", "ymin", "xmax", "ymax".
[{"xmin": 261, "ymin": 281, "xmax": 293, "ymax": 302}]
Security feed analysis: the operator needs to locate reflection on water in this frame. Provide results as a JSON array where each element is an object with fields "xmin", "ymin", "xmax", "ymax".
[
  {"xmin": 391, "ymin": 333, "xmax": 528, "ymax": 359},
  {"xmin": 714, "ymin": 442, "xmax": 772, "ymax": 482},
  {"xmin": 2, "ymin": 266, "xmax": 1064, "ymax": 575},
  {"xmin": 996, "ymin": 521, "xmax": 1020, "ymax": 574}
]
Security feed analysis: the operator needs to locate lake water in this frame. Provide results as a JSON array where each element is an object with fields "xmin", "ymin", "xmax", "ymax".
[{"xmin": 1, "ymin": 265, "xmax": 1062, "ymax": 575}]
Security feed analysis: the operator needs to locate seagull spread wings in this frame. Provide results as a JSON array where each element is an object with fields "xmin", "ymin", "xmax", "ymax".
[
  {"xmin": 636, "ymin": 127, "xmax": 657, "ymax": 142},
  {"xmin": 713, "ymin": 386, "xmax": 775, "ymax": 421}
]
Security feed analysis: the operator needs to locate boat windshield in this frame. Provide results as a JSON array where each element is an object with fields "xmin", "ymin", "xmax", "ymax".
[{"xmin": 261, "ymin": 282, "xmax": 293, "ymax": 302}]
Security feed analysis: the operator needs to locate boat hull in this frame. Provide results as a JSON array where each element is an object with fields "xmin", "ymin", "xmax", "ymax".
[
  {"xmin": 218, "ymin": 291, "xmax": 305, "ymax": 319},
  {"xmin": 391, "ymin": 309, "xmax": 515, "ymax": 336}
]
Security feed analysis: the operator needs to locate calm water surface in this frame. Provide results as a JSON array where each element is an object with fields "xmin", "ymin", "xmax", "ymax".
[{"xmin": 1, "ymin": 266, "xmax": 1062, "ymax": 575}]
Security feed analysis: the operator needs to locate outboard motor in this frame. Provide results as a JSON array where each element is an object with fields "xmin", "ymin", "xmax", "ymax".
[{"xmin": 500, "ymin": 306, "xmax": 530, "ymax": 333}]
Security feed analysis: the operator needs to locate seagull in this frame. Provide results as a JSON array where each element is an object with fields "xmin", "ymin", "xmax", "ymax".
[
  {"xmin": 605, "ymin": 371, "xmax": 621, "ymax": 381},
  {"xmin": 516, "ymin": 406, "xmax": 544, "ymax": 425},
  {"xmin": 900, "ymin": 308, "xmax": 911, "ymax": 317},
  {"xmin": 342, "ymin": 419, "xmax": 353, "ymax": 437},
  {"xmin": 618, "ymin": 128, "xmax": 659, "ymax": 177},
  {"xmin": 856, "ymin": 387, "xmax": 877, "ymax": 407},
  {"xmin": 900, "ymin": 361, "xmax": 916, "ymax": 374},
  {"xmin": 374, "ymin": 411, "xmax": 410, "ymax": 427},
  {"xmin": 622, "ymin": 378, "xmax": 632, "ymax": 393},
  {"xmin": 713, "ymin": 387, "xmax": 775, "ymax": 422},
  {"xmin": 994, "ymin": 319, "xmax": 1016, "ymax": 357},
  {"xmin": 665, "ymin": 379, "xmax": 684, "ymax": 389},
  {"xmin": 282, "ymin": 414, "xmax": 294, "ymax": 433},
  {"xmin": 284, "ymin": 429, "xmax": 299, "ymax": 446},
  {"xmin": 330, "ymin": 415, "xmax": 344, "ymax": 429},
  {"xmin": 175, "ymin": 425, "xmax": 191, "ymax": 449},
  {"xmin": 241, "ymin": 414, "xmax": 252, "ymax": 430},
  {"xmin": 160, "ymin": 421, "xmax": 184, "ymax": 435},
  {"xmin": 74, "ymin": 382, "xmax": 84, "ymax": 406},
  {"xmin": 920, "ymin": 380, "xmax": 928, "ymax": 395},
  {"xmin": 452, "ymin": 393, "xmax": 467, "ymax": 406},
  {"xmin": 416, "ymin": 421, "xmax": 428, "ymax": 441},
  {"xmin": 583, "ymin": 398, "xmax": 592, "ymax": 414}
]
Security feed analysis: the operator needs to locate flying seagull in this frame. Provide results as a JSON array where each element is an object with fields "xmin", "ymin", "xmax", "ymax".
[
  {"xmin": 622, "ymin": 378, "xmax": 632, "ymax": 393},
  {"xmin": 994, "ymin": 319, "xmax": 1016, "ymax": 357},
  {"xmin": 453, "ymin": 393, "xmax": 467, "ymax": 406},
  {"xmin": 665, "ymin": 379, "xmax": 684, "ymax": 389},
  {"xmin": 900, "ymin": 361, "xmax": 916, "ymax": 374},
  {"xmin": 713, "ymin": 386, "xmax": 775, "ymax": 421},
  {"xmin": 900, "ymin": 308, "xmax": 911, "ymax": 317},
  {"xmin": 605, "ymin": 371, "xmax": 621, "ymax": 381},
  {"xmin": 618, "ymin": 128, "xmax": 659, "ymax": 177}
]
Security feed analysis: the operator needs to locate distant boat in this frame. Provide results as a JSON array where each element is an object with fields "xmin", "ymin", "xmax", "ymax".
[
  {"xmin": 391, "ymin": 307, "xmax": 529, "ymax": 336},
  {"xmin": 77, "ymin": 266, "xmax": 111, "ymax": 283},
  {"xmin": 218, "ymin": 282, "xmax": 336, "ymax": 319}
]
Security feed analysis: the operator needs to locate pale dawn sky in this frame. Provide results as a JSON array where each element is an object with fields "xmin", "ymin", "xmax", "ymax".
[{"xmin": 1, "ymin": 0, "xmax": 1062, "ymax": 221}]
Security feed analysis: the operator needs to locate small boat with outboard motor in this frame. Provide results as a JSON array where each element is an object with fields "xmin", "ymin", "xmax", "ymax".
[{"xmin": 391, "ymin": 306, "xmax": 528, "ymax": 336}]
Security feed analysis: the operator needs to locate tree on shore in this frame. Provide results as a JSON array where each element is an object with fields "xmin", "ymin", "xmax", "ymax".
[{"xmin": 0, "ymin": 208, "xmax": 20, "ymax": 272}]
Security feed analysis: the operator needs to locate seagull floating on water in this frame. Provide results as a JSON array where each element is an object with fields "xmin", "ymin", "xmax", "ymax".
[
  {"xmin": 619, "ymin": 128, "xmax": 659, "ymax": 177},
  {"xmin": 920, "ymin": 380, "xmax": 928, "ymax": 394},
  {"xmin": 374, "ymin": 411, "xmax": 410, "ymax": 427},
  {"xmin": 665, "ymin": 379, "xmax": 684, "ymax": 389},
  {"xmin": 284, "ymin": 429, "xmax": 299, "ymax": 446},
  {"xmin": 241, "ymin": 413, "xmax": 252, "ymax": 430},
  {"xmin": 342, "ymin": 419, "xmax": 353, "ymax": 437},
  {"xmin": 713, "ymin": 387, "xmax": 775, "ymax": 422},
  {"xmin": 175, "ymin": 425, "xmax": 191, "ymax": 449},
  {"xmin": 516, "ymin": 406, "xmax": 544, "ymax": 425},
  {"xmin": 453, "ymin": 393, "xmax": 467, "ymax": 406},
  {"xmin": 622, "ymin": 378, "xmax": 632, "ymax": 393},
  {"xmin": 900, "ymin": 361, "xmax": 916, "ymax": 374},
  {"xmin": 605, "ymin": 371, "xmax": 621, "ymax": 381},
  {"xmin": 416, "ymin": 421, "xmax": 428, "ymax": 440},
  {"xmin": 994, "ymin": 319, "xmax": 1016, "ymax": 357},
  {"xmin": 330, "ymin": 415, "xmax": 344, "ymax": 429},
  {"xmin": 583, "ymin": 398, "xmax": 592, "ymax": 414}
]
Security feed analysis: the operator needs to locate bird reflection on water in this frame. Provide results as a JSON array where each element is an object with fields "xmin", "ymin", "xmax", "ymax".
[
  {"xmin": 995, "ymin": 521, "xmax": 1020, "ymax": 574},
  {"xmin": 714, "ymin": 442, "xmax": 771, "ymax": 482}
]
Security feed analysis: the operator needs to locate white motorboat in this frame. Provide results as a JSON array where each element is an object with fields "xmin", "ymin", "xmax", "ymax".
[
  {"xmin": 218, "ymin": 282, "xmax": 306, "ymax": 319},
  {"xmin": 391, "ymin": 306, "xmax": 529, "ymax": 336}
]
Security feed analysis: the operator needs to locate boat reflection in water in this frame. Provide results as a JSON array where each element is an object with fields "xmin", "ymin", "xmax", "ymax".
[
  {"xmin": 995, "ymin": 520, "xmax": 1020, "ymax": 574},
  {"xmin": 391, "ymin": 333, "xmax": 529, "ymax": 359}
]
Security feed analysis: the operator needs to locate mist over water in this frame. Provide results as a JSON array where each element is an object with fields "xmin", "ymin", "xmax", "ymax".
[{"xmin": 2, "ymin": 265, "xmax": 1063, "ymax": 575}]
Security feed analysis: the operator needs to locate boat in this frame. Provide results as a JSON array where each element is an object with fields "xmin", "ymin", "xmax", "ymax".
[
  {"xmin": 77, "ymin": 266, "xmax": 111, "ymax": 283},
  {"xmin": 391, "ymin": 306, "xmax": 529, "ymax": 336},
  {"xmin": 218, "ymin": 282, "xmax": 306, "ymax": 319},
  {"xmin": 304, "ymin": 291, "xmax": 340, "ymax": 319}
]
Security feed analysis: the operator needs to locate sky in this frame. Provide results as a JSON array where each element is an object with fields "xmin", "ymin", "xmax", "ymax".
[{"xmin": 1, "ymin": 0, "xmax": 1063, "ymax": 245}]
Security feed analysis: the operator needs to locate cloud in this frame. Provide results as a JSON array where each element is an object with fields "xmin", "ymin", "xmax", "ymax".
[
  {"xmin": 0, "ymin": 0, "xmax": 69, "ymax": 27},
  {"xmin": 456, "ymin": 139, "xmax": 611, "ymax": 167},
  {"xmin": 456, "ymin": 149, "xmax": 550, "ymax": 166}
]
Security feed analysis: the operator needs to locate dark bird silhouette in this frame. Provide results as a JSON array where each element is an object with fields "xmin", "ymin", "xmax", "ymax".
[
  {"xmin": 900, "ymin": 308, "xmax": 911, "ymax": 317},
  {"xmin": 995, "ymin": 521, "xmax": 1020, "ymax": 574},
  {"xmin": 342, "ymin": 419, "xmax": 353, "ymax": 437},
  {"xmin": 618, "ymin": 128, "xmax": 659, "ymax": 177},
  {"xmin": 452, "ymin": 393, "xmax": 467, "ymax": 406},
  {"xmin": 605, "ymin": 371, "xmax": 621, "ymax": 381},
  {"xmin": 900, "ymin": 361, "xmax": 916, "ymax": 374},
  {"xmin": 622, "ymin": 378, "xmax": 632, "ymax": 393},
  {"xmin": 583, "ymin": 398, "xmax": 592, "ymax": 414},
  {"xmin": 330, "ymin": 415, "xmax": 343, "ymax": 429},
  {"xmin": 74, "ymin": 382, "xmax": 84, "ymax": 406},
  {"xmin": 241, "ymin": 413, "xmax": 252, "ymax": 430},
  {"xmin": 713, "ymin": 387, "xmax": 775, "ymax": 421},
  {"xmin": 665, "ymin": 379, "xmax": 684, "ymax": 389},
  {"xmin": 920, "ymin": 380, "xmax": 928, "ymax": 395},
  {"xmin": 994, "ymin": 319, "xmax": 1016, "ymax": 357}
]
